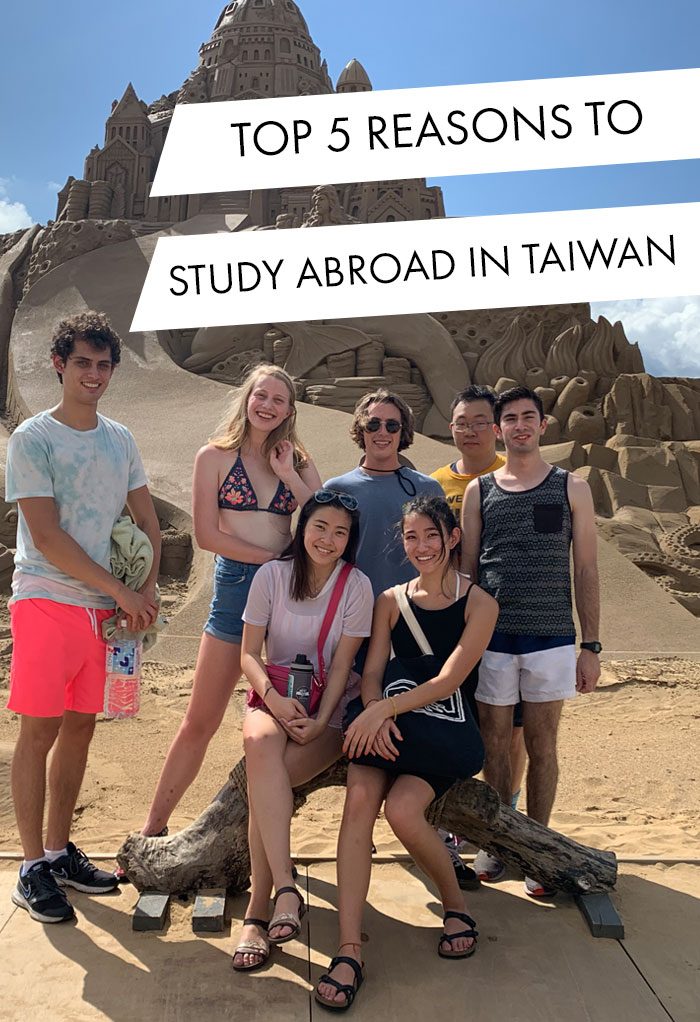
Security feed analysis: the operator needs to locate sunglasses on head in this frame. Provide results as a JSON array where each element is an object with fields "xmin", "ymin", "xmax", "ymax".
[
  {"xmin": 364, "ymin": 417, "xmax": 402, "ymax": 434},
  {"xmin": 313, "ymin": 489, "xmax": 359, "ymax": 512}
]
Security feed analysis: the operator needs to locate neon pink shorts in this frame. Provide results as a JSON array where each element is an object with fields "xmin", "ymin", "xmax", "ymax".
[{"xmin": 8, "ymin": 599, "xmax": 113, "ymax": 717}]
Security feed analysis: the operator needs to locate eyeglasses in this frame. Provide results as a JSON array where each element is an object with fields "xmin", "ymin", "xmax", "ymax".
[
  {"xmin": 364, "ymin": 417, "xmax": 401, "ymax": 434},
  {"xmin": 450, "ymin": 421, "xmax": 494, "ymax": 433},
  {"xmin": 314, "ymin": 489, "xmax": 359, "ymax": 512}
]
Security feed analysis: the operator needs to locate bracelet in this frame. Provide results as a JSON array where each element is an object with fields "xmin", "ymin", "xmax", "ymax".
[
  {"xmin": 261, "ymin": 683, "xmax": 274, "ymax": 703},
  {"xmin": 389, "ymin": 696, "xmax": 398, "ymax": 721}
]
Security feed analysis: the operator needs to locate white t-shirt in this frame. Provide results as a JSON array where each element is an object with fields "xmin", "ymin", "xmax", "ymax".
[
  {"xmin": 243, "ymin": 558, "xmax": 373, "ymax": 673},
  {"xmin": 6, "ymin": 410, "xmax": 148, "ymax": 608}
]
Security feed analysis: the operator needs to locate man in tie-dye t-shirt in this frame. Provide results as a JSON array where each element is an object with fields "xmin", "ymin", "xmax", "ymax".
[{"xmin": 6, "ymin": 312, "xmax": 161, "ymax": 924}]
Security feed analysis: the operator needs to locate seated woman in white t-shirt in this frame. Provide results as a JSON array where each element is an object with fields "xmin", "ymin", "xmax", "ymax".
[{"xmin": 233, "ymin": 490, "xmax": 374, "ymax": 972}]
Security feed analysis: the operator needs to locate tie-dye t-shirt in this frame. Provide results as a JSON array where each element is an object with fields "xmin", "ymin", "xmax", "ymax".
[{"xmin": 6, "ymin": 410, "xmax": 148, "ymax": 608}]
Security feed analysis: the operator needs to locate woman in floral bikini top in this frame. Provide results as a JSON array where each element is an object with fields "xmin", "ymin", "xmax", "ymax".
[{"xmin": 138, "ymin": 364, "xmax": 321, "ymax": 840}]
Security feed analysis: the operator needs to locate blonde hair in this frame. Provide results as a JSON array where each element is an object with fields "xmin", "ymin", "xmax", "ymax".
[{"xmin": 210, "ymin": 363, "xmax": 309, "ymax": 468}]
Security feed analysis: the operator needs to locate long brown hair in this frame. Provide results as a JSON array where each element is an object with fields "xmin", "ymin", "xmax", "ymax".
[{"xmin": 210, "ymin": 363, "xmax": 309, "ymax": 467}]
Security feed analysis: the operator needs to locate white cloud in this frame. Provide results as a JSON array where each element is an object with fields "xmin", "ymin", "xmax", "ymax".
[
  {"xmin": 0, "ymin": 178, "xmax": 34, "ymax": 233},
  {"xmin": 47, "ymin": 181, "xmax": 62, "ymax": 193},
  {"xmin": 590, "ymin": 297, "xmax": 700, "ymax": 379}
]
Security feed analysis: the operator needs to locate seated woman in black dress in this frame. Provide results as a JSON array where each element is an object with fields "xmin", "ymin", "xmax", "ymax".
[{"xmin": 315, "ymin": 496, "xmax": 498, "ymax": 1011}]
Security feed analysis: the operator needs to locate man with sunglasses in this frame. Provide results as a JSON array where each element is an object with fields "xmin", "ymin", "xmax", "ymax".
[
  {"xmin": 6, "ymin": 312, "xmax": 160, "ymax": 924},
  {"xmin": 324, "ymin": 389, "xmax": 443, "ymax": 601}
]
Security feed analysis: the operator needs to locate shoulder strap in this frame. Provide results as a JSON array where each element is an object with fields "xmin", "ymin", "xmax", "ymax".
[
  {"xmin": 316, "ymin": 562, "xmax": 353, "ymax": 684},
  {"xmin": 392, "ymin": 584, "xmax": 434, "ymax": 656}
]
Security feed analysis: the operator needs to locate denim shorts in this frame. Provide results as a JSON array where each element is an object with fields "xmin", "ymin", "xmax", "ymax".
[{"xmin": 203, "ymin": 557, "xmax": 261, "ymax": 645}]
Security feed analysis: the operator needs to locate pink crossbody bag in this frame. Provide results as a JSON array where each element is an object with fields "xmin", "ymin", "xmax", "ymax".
[{"xmin": 247, "ymin": 562, "xmax": 353, "ymax": 715}]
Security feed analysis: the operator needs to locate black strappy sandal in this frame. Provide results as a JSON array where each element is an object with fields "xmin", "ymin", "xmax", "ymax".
[
  {"xmin": 438, "ymin": 911, "xmax": 478, "ymax": 959},
  {"xmin": 315, "ymin": 955, "xmax": 364, "ymax": 1011},
  {"xmin": 268, "ymin": 886, "xmax": 306, "ymax": 944},
  {"xmin": 232, "ymin": 917, "xmax": 270, "ymax": 972}
]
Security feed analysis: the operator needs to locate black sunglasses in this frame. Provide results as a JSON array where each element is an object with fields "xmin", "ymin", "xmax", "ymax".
[
  {"xmin": 314, "ymin": 489, "xmax": 359, "ymax": 512},
  {"xmin": 364, "ymin": 417, "xmax": 401, "ymax": 434}
]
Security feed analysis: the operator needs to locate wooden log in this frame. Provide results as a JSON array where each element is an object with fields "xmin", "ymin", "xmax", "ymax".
[{"xmin": 117, "ymin": 759, "xmax": 617, "ymax": 896}]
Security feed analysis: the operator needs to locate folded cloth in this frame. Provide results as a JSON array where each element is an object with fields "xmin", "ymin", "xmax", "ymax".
[{"xmin": 101, "ymin": 516, "xmax": 165, "ymax": 652}]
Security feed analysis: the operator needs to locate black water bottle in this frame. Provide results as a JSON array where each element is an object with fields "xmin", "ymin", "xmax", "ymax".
[{"xmin": 287, "ymin": 654, "xmax": 314, "ymax": 713}]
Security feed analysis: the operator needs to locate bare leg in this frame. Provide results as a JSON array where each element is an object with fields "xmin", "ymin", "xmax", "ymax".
[
  {"xmin": 45, "ymin": 711, "xmax": 96, "ymax": 850},
  {"xmin": 510, "ymin": 727, "xmax": 527, "ymax": 803},
  {"xmin": 11, "ymin": 715, "xmax": 62, "ymax": 860},
  {"xmin": 234, "ymin": 725, "xmax": 344, "ymax": 966},
  {"xmin": 142, "ymin": 633, "xmax": 242, "ymax": 834},
  {"xmin": 317, "ymin": 764, "xmax": 389, "ymax": 1004},
  {"xmin": 522, "ymin": 700, "xmax": 563, "ymax": 825},
  {"xmin": 476, "ymin": 701, "xmax": 515, "ymax": 804},
  {"xmin": 384, "ymin": 776, "xmax": 475, "ymax": 954}
]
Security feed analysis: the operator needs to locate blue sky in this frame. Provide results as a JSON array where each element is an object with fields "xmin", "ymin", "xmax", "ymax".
[{"xmin": 2, "ymin": 0, "xmax": 698, "ymax": 372}]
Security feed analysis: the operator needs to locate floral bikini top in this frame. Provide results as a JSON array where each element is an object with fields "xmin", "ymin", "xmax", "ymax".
[{"xmin": 218, "ymin": 455, "xmax": 298, "ymax": 516}]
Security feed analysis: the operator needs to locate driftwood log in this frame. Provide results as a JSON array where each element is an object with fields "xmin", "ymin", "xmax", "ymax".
[{"xmin": 117, "ymin": 757, "xmax": 617, "ymax": 895}]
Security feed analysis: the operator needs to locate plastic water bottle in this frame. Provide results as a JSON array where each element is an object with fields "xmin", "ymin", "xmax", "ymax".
[
  {"xmin": 104, "ymin": 626, "xmax": 142, "ymax": 719},
  {"xmin": 286, "ymin": 654, "xmax": 314, "ymax": 713}
]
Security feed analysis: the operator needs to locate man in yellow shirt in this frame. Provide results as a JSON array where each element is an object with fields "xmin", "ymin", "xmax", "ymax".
[
  {"xmin": 432, "ymin": 386, "xmax": 524, "ymax": 884},
  {"xmin": 431, "ymin": 385, "xmax": 505, "ymax": 515}
]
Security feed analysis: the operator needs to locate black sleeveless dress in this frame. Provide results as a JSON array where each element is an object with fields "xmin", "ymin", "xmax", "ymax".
[{"xmin": 386, "ymin": 580, "xmax": 482, "ymax": 799}]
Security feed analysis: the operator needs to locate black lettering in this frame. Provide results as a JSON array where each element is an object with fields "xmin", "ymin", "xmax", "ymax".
[
  {"xmin": 325, "ymin": 257, "xmax": 343, "ymax": 286},
  {"xmin": 513, "ymin": 106, "xmax": 546, "ymax": 141},
  {"xmin": 416, "ymin": 112, "xmax": 446, "ymax": 146},
  {"xmin": 472, "ymin": 107, "xmax": 508, "ymax": 143},
  {"xmin": 432, "ymin": 249, "xmax": 455, "ymax": 280},
  {"xmin": 481, "ymin": 246, "xmax": 509, "ymax": 275},
  {"xmin": 551, "ymin": 104, "xmax": 572, "ymax": 139},
  {"xmin": 577, "ymin": 237, "xmax": 618, "ymax": 270},
  {"xmin": 393, "ymin": 113, "xmax": 413, "ymax": 147},
  {"xmin": 238, "ymin": 262, "xmax": 261, "ymax": 291},
  {"xmin": 540, "ymin": 243, "xmax": 565, "ymax": 272},
  {"xmin": 254, "ymin": 120, "xmax": 289, "ymax": 156},
  {"xmin": 617, "ymin": 238, "xmax": 644, "ymax": 268},
  {"xmin": 446, "ymin": 110, "xmax": 469, "ymax": 145},
  {"xmin": 297, "ymin": 258, "xmax": 323, "ymax": 287},
  {"xmin": 522, "ymin": 243, "xmax": 539, "ymax": 274},
  {"xmin": 370, "ymin": 252, "xmax": 401, "ymax": 284},
  {"xmin": 293, "ymin": 119, "xmax": 312, "ymax": 153},
  {"xmin": 169, "ymin": 265, "xmax": 188, "ymax": 296},
  {"xmin": 348, "ymin": 255, "xmax": 367, "ymax": 284},
  {"xmin": 403, "ymin": 250, "xmax": 429, "ymax": 281},
  {"xmin": 647, "ymin": 234, "xmax": 675, "ymax": 265},
  {"xmin": 262, "ymin": 259, "xmax": 284, "ymax": 289},
  {"xmin": 209, "ymin": 263, "xmax": 233, "ymax": 295},
  {"xmin": 585, "ymin": 101, "xmax": 605, "ymax": 135},
  {"xmin": 368, "ymin": 115, "xmax": 389, "ymax": 150},
  {"xmin": 188, "ymin": 264, "xmax": 205, "ymax": 295},
  {"xmin": 607, "ymin": 99, "xmax": 643, "ymax": 135},
  {"xmin": 230, "ymin": 122, "xmax": 252, "ymax": 156}
]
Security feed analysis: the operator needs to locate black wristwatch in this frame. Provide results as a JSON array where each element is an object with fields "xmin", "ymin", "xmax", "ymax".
[{"xmin": 580, "ymin": 641, "xmax": 602, "ymax": 654}]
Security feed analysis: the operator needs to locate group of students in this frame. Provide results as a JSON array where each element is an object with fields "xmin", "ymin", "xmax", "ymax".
[{"xmin": 6, "ymin": 313, "xmax": 601, "ymax": 1013}]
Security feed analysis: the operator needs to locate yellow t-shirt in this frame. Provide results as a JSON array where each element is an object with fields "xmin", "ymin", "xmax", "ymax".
[{"xmin": 430, "ymin": 454, "xmax": 506, "ymax": 515}]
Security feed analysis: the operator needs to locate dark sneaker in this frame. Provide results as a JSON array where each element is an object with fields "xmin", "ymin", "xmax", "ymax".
[
  {"xmin": 444, "ymin": 840, "xmax": 481, "ymax": 890},
  {"xmin": 12, "ymin": 862, "xmax": 75, "ymax": 923},
  {"xmin": 50, "ymin": 843, "xmax": 118, "ymax": 893}
]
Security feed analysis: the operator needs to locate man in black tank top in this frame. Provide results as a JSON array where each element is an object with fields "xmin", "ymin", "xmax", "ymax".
[{"xmin": 461, "ymin": 386, "xmax": 601, "ymax": 896}]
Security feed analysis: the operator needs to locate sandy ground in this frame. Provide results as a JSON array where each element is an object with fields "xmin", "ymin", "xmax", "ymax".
[{"xmin": 1, "ymin": 588, "xmax": 698, "ymax": 860}]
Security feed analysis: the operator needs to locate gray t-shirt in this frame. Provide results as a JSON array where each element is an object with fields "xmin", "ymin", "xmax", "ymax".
[
  {"xmin": 6, "ymin": 410, "xmax": 148, "ymax": 608},
  {"xmin": 323, "ymin": 466, "xmax": 444, "ymax": 598}
]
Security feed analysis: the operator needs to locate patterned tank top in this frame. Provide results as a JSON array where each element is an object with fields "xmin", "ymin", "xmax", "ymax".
[{"xmin": 478, "ymin": 465, "xmax": 574, "ymax": 636}]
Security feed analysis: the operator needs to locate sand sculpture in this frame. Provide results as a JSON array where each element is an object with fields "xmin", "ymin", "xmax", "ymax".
[{"xmin": 2, "ymin": 4, "xmax": 700, "ymax": 627}]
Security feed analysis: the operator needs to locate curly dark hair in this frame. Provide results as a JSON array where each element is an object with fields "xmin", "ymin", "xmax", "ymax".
[
  {"xmin": 349, "ymin": 388, "xmax": 415, "ymax": 452},
  {"xmin": 50, "ymin": 311, "xmax": 122, "ymax": 382}
]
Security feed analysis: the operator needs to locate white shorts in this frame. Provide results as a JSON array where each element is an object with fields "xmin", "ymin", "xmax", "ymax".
[{"xmin": 476, "ymin": 644, "xmax": 576, "ymax": 705}]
